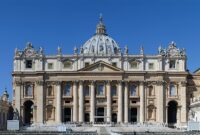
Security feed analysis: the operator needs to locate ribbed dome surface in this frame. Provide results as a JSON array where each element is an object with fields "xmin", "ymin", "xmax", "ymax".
[{"xmin": 82, "ymin": 34, "xmax": 120, "ymax": 55}]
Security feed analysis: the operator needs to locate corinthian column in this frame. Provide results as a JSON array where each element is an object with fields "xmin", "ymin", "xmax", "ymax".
[
  {"xmin": 139, "ymin": 81, "xmax": 145, "ymax": 123},
  {"xmin": 106, "ymin": 81, "xmax": 111, "ymax": 122},
  {"xmin": 90, "ymin": 81, "xmax": 95, "ymax": 123},
  {"xmin": 56, "ymin": 81, "xmax": 62, "ymax": 123},
  {"xmin": 180, "ymin": 81, "xmax": 187, "ymax": 123},
  {"xmin": 117, "ymin": 81, "xmax": 123, "ymax": 123},
  {"xmin": 124, "ymin": 81, "xmax": 129, "ymax": 123},
  {"xmin": 73, "ymin": 81, "xmax": 78, "ymax": 122},
  {"xmin": 15, "ymin": 81, "xmax": 21, "ymax": 116},
  {"xmin": 36, "ymin": 81, "xmax": 44, "ymax": 124},
  {"xmin": 79, "ymin": 81, "xmax": 84, "ymax": 122},
  {"xmin": 156, "ymin": 81, "xmax": 164, "ymax": 123}
]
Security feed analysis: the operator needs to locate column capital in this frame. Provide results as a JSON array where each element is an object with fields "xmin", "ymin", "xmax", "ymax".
[
  {"xmin": 72, "ymin": 80, "xmax": 79, "ymax": 84},
  {"xmin": 79, "ymin": 80, "xmax": 83, "ymax": 84},
  {"xmin": 90, "ymin": 80, "xmax": 96, "ymax": 85},
  {"xmin": 139, "ymin": 81, "xmax": 145, "ymax": 85},
  {"xmin": 180, "ymin": 81, "xmax": 187, "ymax": 87},
  {"xmin": 106, "ymin": 80, "xmax": 112, "ymax": 85},
  {"xmin": 156, "ymin": 81, "xmax": 165, "ymax": 86},
  {"xmin": 15, "ymin": 81, "xmax": 22, "ymax": 86},
  {"xmin": 117, "ymin": 80, "xmax": 123, "ymax": 84},
  {"xmin": 46, "ymin": 81, "xmax": 53, "ymax": 86},
  {"xmin": 36, "ymin": 80, "xmax": 44, "ymax": 86},
  {"xmin": 124, "ymin": 80, "xmax": 129, "ymax": 85},
  {"xmin": 55, "ymin": 81, "xmax": 62, "ymax": 86}
]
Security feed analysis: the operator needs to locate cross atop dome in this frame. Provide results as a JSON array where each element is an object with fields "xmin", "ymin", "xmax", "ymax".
[{"xmin": 96, "ymin": 14, "xmax": 106, "ymax": 35}]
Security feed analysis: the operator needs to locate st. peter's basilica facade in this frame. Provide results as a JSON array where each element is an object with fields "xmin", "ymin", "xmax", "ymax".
[{"xmin": 12, "ymin": 16, "xmax": 188, "ymax": 127}]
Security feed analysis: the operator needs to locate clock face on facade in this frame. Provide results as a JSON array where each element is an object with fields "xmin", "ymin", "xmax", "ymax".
[
  {"xmin": 169, "ymin": 48, "xmax": 177, "ymax": 57},
  {"xmin": 26, "ymin": 49, "xmax": 35, "ymax": 57}
]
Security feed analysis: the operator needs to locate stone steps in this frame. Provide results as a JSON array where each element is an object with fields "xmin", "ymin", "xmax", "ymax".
[{"xmin": 0, "ymin": 131, "xmax": 200, "ymax": 135}]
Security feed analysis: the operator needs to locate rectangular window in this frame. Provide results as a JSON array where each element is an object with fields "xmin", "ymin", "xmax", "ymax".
[
  {"xmin": 169, "ymin": 60, "xmax": 176, "ymax": 69},
  {"xmin": 97, "ymin": 84, "xmax": 104, "ymax": 96},
  {"xmin": 149, "ymin": 63, "xmax": 154, "ymax": 70},
  {"xmin": 64, "ymin": 83, "xmax": 71, "ymax": 96},
  {"xmin": 85, "ymin": 62, "xmax": 90, "ymax": 67},
  {"xmin": 26, "ymin": 60, "xmax": 32, "ymax": 69},
  {"xmin": 84, "ymin": 86, "xmax": 90, "ymax": 96},
  {"xmin": 112, "ymin": 62, "xmax": 117, "ymax": 67},
  {"xmin": 130, "ymin": 85, "xmax": 137, "ymax": 96},
  {"xmin": 111, "ymin": 85, "xmax": 117, "ymax": 96},
  {"xmin": 169, "ymin": 84, "xmax": 176, "ymax": 96},
  {"xmin": 25, "ymin": 85, "xmax": 33, "ymax": 97},
  {"xmin": 48, "ymin": 63, "xmax": 54, "ymax": 69},
  {"xmin": 63, "ymin": 61, "xmax": 72, "ymax": 69}
]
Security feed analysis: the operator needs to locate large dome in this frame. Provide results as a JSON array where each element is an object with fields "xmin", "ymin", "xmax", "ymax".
[{"xmin": 81, "ymin": 15, "xmax": 120, "ymax": 55}]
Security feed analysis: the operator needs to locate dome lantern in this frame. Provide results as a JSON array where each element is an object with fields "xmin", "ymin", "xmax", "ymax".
[
  {"xmin": 82, "ymin": 15, "xmax": 120, "ymax": 56},
  {"xmin": 96, "ymin": 14, "xmax": 106, "ymax": 35}
]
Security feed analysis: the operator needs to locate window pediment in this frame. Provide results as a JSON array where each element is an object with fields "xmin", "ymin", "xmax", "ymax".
[
  {"xmin": 78, "ymin": 60, "xmax": 123, "ymax": 72},
  {"xmin": 62, "ymin": 58, "xmax": 74, "ymax": 69}
]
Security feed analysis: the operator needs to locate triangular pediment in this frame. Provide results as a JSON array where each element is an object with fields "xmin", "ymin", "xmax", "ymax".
[{"xmin": 78, "ymin": 60, "xmax": 124, "ymax": 72}]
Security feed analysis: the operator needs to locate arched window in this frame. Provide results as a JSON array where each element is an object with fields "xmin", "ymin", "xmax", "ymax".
[
  {"xmin": 130, "ymin": 61, "xmax": 138, "ymax": 69},
  {"xmin": 148, "ymin": 86, "xmax": 153, "ymax": 96},
  {"xmin": 84, "ymin": 85, "xmax": 90, "ymax": 96},
  {"xmin": 170, "ymin": 84, "xmax": 176, "ymax": 96},
  {"xmin": 47, "ymin": 86, "xmax": 53, "ymax": 96},
  {"xmin": 63, "ymin": 61, "xmax": 72, "ymax": 69},
  {"xmin": 130, "ymin": 85, "xmax": 137, "ymax": 96},
  {"xmin": 64, "ymin": 83, "xmax": 71, "ymax": 96},
  {"xmin": 97, "ymin": 84, "xmax": 104, "ymax": 96},
  {"xmin": 111, "ymin": 85, "xmax": 117, "ymax": 96},
  {"xmin": 25, "ymin": 84, "xmax": 33, "ymax": 97}
]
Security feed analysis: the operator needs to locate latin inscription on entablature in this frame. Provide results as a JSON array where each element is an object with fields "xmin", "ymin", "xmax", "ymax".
[{"xmin": 127, "ymin": 76, "xmax": 144, "ymax": 81}]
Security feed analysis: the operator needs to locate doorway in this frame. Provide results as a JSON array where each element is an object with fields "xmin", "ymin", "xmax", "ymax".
[
  {"xmin": 96, "ymin": 107, "xmax": 104, "ymax": 122},
  {"xmin": 130, "ymin": 108, "xmax": 137, "ymax": 122},
  {"xmin": 168, "ymin": 101, "xmax": 178, "ymax": 125},
  {"xmin": 24, "ymin": 100, "xmax": 34, "ymax": 125},
  {"xmin": 85, "ymin": 113, "xmax": 90, "ymax": 122},
  {"xmin": 63, "ymin": 108, "xmax": 71, "ymax": 122},
  {"xmin": 112, "ymin": 113, "xmax": 117, "ymax": 123}
]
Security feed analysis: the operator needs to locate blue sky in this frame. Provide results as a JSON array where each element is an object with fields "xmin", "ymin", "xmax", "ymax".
[{"xmin": 0, "ymin": 0, "xmax": 200, "ymax": 98}]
